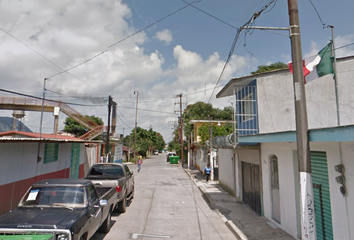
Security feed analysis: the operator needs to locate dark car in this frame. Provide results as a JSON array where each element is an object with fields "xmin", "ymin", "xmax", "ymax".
[{"xmin": 166, "ymin": 152, "xmax": 177, "ymax": 162}]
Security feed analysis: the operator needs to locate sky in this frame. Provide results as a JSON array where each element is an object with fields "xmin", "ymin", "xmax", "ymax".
[{"xmin": 0, "ymin": 0, "xmax": 353, "ymax": 143}]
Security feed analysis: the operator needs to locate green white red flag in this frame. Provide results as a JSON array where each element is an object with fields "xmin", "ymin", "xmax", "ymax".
[{"xmin": 288, "ymin": 42, "xmax": 334, "ymax": 84}]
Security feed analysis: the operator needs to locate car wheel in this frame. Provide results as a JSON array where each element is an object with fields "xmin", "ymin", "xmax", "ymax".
[
  {"xmin": 99, "ymin": 212, "xmax": 111, "ymax": 233},
  {"xmin": 117, "ymin": 193, "xmax": 127, "ymax": 213}
]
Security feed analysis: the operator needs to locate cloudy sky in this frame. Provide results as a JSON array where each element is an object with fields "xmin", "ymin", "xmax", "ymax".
[{"xmin": 1, "ymin": 0, "xmax": 353, "ymax": 142}]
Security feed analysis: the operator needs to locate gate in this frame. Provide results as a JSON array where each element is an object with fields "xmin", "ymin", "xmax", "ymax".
[{"xmin": 242, "ymin": 162, "xmax": 261, "ymax": 215}]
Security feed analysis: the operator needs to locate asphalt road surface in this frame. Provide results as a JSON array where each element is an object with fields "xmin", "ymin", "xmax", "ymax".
[{"xmin": 91, "ymin": 154, "xmax": 237, "ymax": 240}]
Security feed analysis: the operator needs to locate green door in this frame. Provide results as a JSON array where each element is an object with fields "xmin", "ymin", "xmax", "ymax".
[
  {"xmin": 70, "ymin": 143, "xmax": 80, "ymax": 178},
  {"xmin": 310, "ymin": 151, "xmax": 333, "ymax": 240}
]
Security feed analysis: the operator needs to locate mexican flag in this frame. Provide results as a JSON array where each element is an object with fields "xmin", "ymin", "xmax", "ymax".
[{"xmin": 288, "ymin": 42, "xmax": 334, "ymax": 84}]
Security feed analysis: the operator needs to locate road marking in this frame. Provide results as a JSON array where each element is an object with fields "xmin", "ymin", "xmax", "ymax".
[{"xmin": 131, "ymin": 233, "xmax": 172, "ymax": 239}]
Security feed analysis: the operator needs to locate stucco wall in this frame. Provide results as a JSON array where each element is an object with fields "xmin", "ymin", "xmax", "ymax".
[
  {"xmin": 261, "ymin": 141, "xmax": 353, "ymax": 240},
  {"xmin": 218, "ymin": 148, "xmax": 235, "ymax": 196},
  {"xmin": 0, "ymin": 142, "xmax": 87, "ymax": 216},
  {"xmin": 260, "ymin": 142, "xmax": 299, "ymax": 238},
  {"xmin": 257, "ymin": 57, "xmax": 354, "ymax": 134}
]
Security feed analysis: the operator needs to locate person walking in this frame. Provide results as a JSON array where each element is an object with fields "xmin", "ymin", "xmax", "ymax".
[
  {"xmin": 137, "ymin": 156, "xmax": 143, "ymax": 173},
  {"xmin": 203, "ymin": 164, "xmax": 212, "ymax": 182}
]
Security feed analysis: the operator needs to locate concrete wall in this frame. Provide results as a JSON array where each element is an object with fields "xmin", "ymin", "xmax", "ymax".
[
  {"xmin": 218, "ymin": 148, "xmax": 235, "ymax": 196},
  {"xmin": 0, "ymin": 141, "xmax": 87, "ymax": 216},
  {"xmin": 260, "ymin": 141, "xmax": 354, "ymax": 240},
  {"xmin": 256, "ymin": 57, "xmax": 354, "ymax": 134}
]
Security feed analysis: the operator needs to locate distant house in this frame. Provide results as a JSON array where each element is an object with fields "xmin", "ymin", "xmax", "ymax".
[
  {"xmin": 217, "ymin": 56, "xmax": 354, "ymax": 239},
  {"xmin": 0, "ymin": 131, "xmax": 100, "ymax": 215}
]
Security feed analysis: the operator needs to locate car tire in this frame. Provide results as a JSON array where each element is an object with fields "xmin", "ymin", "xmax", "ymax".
[
  {"xmin": 100, "ymin": 212, "xmax": 111, "ymax": 233},
  {"xmin": 117, "ymin": 193, "xmax": 127, "ymax": 213}
]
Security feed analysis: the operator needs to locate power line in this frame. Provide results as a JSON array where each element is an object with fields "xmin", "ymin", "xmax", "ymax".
[
  {"xmin": 47, "ymin": 1, "xmax": 198, "ymax": 79},
  {"xmin": 0, "ymin": 88, "xmax": 106, "ymax": 107},
  {"xmin": 207, "ymin": 0, "xmax": 278, "ymax": 103},
  {"xmin": 0, "ymin": 27, "xmax": 105, "ymax": 95}
]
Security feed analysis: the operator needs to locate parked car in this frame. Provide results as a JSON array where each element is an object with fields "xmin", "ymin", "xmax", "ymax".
[
  {"xmin": 166, "ymin": 152, "xmax": 177, "ymax": 162},
  {"xmin": 86, "ymin": 163, "xmax": 134, "ymax": 213},
  {"xmin": 154, "ymin": 150, "xmax": 159, "ymax": 155},
  {"xmin": 0, "ymin": 178, "xmax": 116, "ymax": 240}
]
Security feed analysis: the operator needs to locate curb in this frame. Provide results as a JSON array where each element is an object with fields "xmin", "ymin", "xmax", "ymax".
[{"xmin": 183, "ymin": 169, "xmax": 248, "ymax": 240}]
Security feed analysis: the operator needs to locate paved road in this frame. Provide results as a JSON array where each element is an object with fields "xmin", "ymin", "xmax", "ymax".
[{"xmin": 91, "ymin": 154, "xmax": 237, "ymax": 240}]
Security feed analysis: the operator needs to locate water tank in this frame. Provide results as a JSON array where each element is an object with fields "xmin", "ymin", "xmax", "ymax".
[{"xmin": 12, "ymin": 110, "xmax": 25, "ymax": 119}]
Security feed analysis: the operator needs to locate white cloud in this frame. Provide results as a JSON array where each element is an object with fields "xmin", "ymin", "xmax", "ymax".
[{"xmin": 155, "ymin": 29, "xmax": 173, "ymax": 45}]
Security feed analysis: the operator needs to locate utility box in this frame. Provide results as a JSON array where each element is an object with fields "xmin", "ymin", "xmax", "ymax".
[{"xmin": 169, "ymin": 156, "xmax": 179, "ymax": 164}]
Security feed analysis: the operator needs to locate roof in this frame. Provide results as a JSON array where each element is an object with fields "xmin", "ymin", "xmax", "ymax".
[
  {"xmin": 188, "ymin": 120, "xmax": 233, "ymax": 124},
  {"xmin": 0, "ymin": 130, "xmax": 87, "ymax": 142},
  {"xmin": 238, "ymin": 124, "xmax": 354, "ymax": 143},
  {"xmin": 216, "ymin": 68, "xmax": 290, "ymax": 99},
  {"xmin": 216, "ymin": 55, "xmax": 354, "ymax": 99}
]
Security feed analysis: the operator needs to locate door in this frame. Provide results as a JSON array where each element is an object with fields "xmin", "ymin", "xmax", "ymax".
[
  {"xmin": 242, "ymin": 162, "xmax": 261, "ymax": 215},
  {"xmin": 70, "ymin": 143, "xmax": 80, "ymax": 178},
  {"xmin": 310, "ymin": 151, "xmax": 333, "ymax": 240},
  {"xmin": 270, "ymin": 156, "xmax": 281, "ymax": 223}
]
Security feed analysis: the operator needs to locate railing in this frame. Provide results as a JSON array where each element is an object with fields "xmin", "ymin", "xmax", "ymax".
[{"xmin": 0, "ymin": 97, "xmax": 102, "ymax": 140}]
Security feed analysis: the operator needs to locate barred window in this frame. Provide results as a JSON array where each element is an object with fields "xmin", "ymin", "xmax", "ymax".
[{"xmin": 44, "ymin": 143, "xmax": 59, "ymax": 164}]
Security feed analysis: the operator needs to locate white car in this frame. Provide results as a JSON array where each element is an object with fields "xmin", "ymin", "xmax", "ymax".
[{"xmin": 154, "ymin": 150, "xmax": 159, "ymax": 155}]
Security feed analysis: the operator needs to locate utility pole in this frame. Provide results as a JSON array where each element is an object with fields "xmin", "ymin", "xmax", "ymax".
[
  {"xmin": 106, "ymin": 95, "xmax": 113, "ymax": 162},
  {"xmin": 288, "ymin": 1, "xmax": 316, "ymax": 239},
  {"xmin": 176, "ymin": 94, "xmax": 184, "ymax": 167},
  {"xmin": 134, "ymin": 91, "xmax": 139, "ymax": 159}
]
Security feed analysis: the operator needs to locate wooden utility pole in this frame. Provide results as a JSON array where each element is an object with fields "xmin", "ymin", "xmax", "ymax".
[
  {"xmin": 106, "ymin": 95, "xmax": 112, "ymax": 161},
  {"xmin": 177, "ymin": 94, "xmax": 184, "ymax": 167},
  {"xmin": 287, "ymin": 0, "xmax": 316, "ymax": 239},
  {"xmin": 134, "ymin": 91, "xmax": 139, "ymax": 159}
]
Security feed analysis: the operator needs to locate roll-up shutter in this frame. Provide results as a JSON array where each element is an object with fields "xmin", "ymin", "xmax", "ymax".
[{"xmin": 310, "ymin": 151, "xmax": 333, "ymax": 240}]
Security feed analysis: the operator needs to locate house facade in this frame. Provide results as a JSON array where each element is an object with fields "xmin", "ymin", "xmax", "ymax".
[
  {"xmin": 0, "ymin": 131, "xmax": 99, "ymax": 215},
  {"xmin": 216, "ymin": 56, "xmax": 354, "ymax": 239}
]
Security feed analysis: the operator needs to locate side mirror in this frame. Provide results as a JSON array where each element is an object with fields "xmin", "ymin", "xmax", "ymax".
[
  {"xmin": 130, "ymin": 170, "xmax": 134, "ymax": 175},
  {"xmin": 100, "ymin": 199, "xmax": 108, "ymax": 206}
]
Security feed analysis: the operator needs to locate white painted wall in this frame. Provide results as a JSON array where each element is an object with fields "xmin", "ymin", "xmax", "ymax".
[
  {"xmin": 218, "ymin": 149, "xmax": 235, "ymax": 195},
  {"xmin": 0, "ymin": 142, "xmax": 86, "ymax": 186},
  {"xmin": 256, "ymin": 57, "xmax": 354, "ymax": 134},
  {"xmin": 260, "ymin": 142, "xmax": 299, "ymax": 239},
  {"xmin": 260, "ymin": 141, "xmax": 354, "ymax": 240}
]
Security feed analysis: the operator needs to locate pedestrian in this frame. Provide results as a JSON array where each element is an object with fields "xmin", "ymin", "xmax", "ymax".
[
  {"xmin": 137, "ymin": 156, "xmax": 143, "ymax": 173},
  {"xmin": 203, "ymin": 164, "xmax": 212, "ymax": 182}
]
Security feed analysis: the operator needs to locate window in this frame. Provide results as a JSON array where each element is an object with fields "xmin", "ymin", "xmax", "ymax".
[
  {"xmin": 241, "ymin": 93, "xmax": 254, "ymax": 121},
  {"xmin": 86, "ymin": 185, "xmax": 98, "ymax": 205},
  {"xmin": 44, "ymin": 143, "xmax": 59, "ymax": 164}
]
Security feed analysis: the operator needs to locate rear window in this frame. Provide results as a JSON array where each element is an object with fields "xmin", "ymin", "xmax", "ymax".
[{"xmin": 88, "ymin": 164, "xmax": 124, "ymax": 179}]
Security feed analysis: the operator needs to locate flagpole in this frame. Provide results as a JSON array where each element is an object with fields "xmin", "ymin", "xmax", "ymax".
[{"xmin": 328, "ymin": 25, "xmax": 340, "ymax": 126}]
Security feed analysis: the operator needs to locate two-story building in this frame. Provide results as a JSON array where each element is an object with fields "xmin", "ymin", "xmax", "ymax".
[{"xmin": 216, "ymin": 55, "xmax": 354, "ymax": 239}]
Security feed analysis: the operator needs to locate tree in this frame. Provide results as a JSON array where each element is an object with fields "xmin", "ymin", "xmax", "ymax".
[
  {"xmin": 198, "ymin": 122, "xmax": 233, "ymax": 145},
  {"xmin": 182, "ymin": 102, "xmax": 233, "ymax": 138},
  {"xmin": 251, "ymin": 62, "xmax": 288, "ymax": 74},
  {"xmin": 123, "ymin": 127, "xmax": 165, "ymax": 157},
  {"xmin": 63, "ymin": 115, "xmax": 103, "ymax": 138}
]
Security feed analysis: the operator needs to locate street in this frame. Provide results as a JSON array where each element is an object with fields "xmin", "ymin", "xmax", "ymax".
[{"xmin": 91, "ymin": 154, "xmax": 237, "ymax": 240}]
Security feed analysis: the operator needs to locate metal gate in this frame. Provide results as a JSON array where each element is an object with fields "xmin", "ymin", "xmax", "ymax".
[
  {"xmin": 242, "ymin": 162, "xmax": 261, "ymax": 215},
  {"xmin": 310, "ymin": 151, "xmax": 333, "ymax": 240}
]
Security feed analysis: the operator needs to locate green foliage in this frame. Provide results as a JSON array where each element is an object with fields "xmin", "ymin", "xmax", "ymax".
[
  {"xmin": 182, "ymin": 102, "xmax": 233, "ymax": 138},
  {"xmin": 198, "ymin": 123, "xmax": 233, "ymax": 144},
  {"xmin": 123, "ymin": 127, "xmax": 165, "ymax": 157},
  {"xmin": 251, "ymin": 62, "xmax": 288, "ymax": 74},
  {"xmin": 63, "ymin": 115, "xmax": 103, "ymax": 138}
]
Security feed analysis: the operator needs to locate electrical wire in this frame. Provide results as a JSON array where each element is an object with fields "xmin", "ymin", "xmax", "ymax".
[
  {"xmin": 0, "ymin": 88, "xmax": 106, "ymax": 107},
  {"xmin": 307, "ymin": 0, "xmax": 327, "ymax": 28},
  {"xmin": 0, "ymin": 27, "xmax": 105, "ymax": 95},
  {"xmin": 207, "ymin": 0, "xmax": 277, "ymax": 104},
  {"xmin": 47, "ymin": 1, "xmax": 198, "ymax": 79}
]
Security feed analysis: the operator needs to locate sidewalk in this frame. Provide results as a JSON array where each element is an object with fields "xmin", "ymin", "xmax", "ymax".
[{"xmin": 184, "ymin": 167, "xmax": 297, "ymax": 240}]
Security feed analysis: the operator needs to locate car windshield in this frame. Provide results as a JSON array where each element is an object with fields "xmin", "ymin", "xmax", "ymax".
[
  {"xmin": 19, "ymin": 186, "xmax": 85, "ymax": 208},
  {"xmin": 87, "ymin": 164, "xmax": 124, "ymax": 179}
]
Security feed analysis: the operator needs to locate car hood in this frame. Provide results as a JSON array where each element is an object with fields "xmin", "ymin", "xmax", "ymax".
[{"xmin": 0, "ymin": 207, "xmax": 85, "ymax": 229}]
